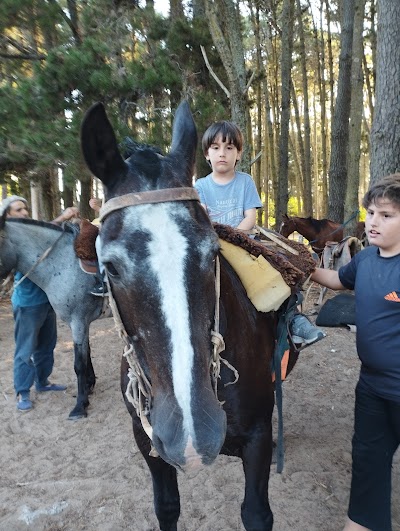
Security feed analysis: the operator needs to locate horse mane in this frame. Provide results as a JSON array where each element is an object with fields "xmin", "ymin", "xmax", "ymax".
[
  {"xmin": 307, "ymin": 217, "xmax": 337, "ymax": 233},
  {"xmin": 121, "ymin": 136, "xmax": 164, "ymax": 160},
  {"xmin": 6, "ymin": 217, "xmax": 72, "ymax": 233}
]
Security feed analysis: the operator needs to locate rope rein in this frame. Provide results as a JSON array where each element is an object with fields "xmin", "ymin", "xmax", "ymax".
[{"xmin": 210, "ymin": 256, "xmax": 238, "ymax": 395}]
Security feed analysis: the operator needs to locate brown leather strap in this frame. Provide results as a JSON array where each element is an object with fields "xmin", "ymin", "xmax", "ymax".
[{"xmin": 99, "ymin": 187, "xmax": 200, "ymax": 221}]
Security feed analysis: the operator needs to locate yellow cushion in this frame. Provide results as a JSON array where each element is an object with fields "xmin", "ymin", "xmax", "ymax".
[{"xmin": 219, "ymin": 239, "xmax": 291, "ymax": 312}]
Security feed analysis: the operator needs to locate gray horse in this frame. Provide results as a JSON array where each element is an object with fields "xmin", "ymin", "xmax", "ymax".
[{"xmin": 0, "ymin": 214, "xmax": 105, "ymax": 419}]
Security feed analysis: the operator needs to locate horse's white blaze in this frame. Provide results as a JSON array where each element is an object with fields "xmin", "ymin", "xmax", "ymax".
[{"xmin": 123, "ymin": 204, "xmax": 196, "ymax": 440}]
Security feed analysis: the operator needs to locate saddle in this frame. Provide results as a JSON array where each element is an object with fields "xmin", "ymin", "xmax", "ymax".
[
  {"xmin": 213, "ymin": 223, "xmax": 317, "ymax": 313},
  {"xmin": 73, "ymin": 219, "xmax": 99, "ymax": 273},
  {"xmin": 321, "ymin": 236, "xmax": 363, "ymax": 271}
]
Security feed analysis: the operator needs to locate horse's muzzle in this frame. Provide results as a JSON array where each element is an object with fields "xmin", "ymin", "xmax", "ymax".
[{"xmin": 150, "ymin": 391, "xmax": 227, "ymax": 471}]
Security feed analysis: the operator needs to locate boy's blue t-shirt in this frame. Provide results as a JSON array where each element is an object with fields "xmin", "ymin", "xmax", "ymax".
[
  {"xmin": 11, "ymin": 272, "xmax": 49, "ymax": 308},
  {"xmin": 339, "ymin": 246, "xmax": 400, "ymax": 402},
  {"xmin": 194, "ymin": 171, "xmax": 262, "ymax": 228}
]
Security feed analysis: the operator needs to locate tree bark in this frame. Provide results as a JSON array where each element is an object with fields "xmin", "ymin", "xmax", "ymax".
[
  {"xmin": 318, "ymin": 0, "xmax": 328, "ymax": 216},
  {"xmin": 276, "ymin": 0, "xmax": 295, "ymax": 229},
  {"xmin": 344, "ymin": 0, "xmax": 366, "ymax": 237},
  {"xmin": 296, "ymin": 0, "xmax": 312, "ymax": 216},
  {"xmin": 204, "ymin": 0, "xmax": 251, "ymax": 171},
  {"xmin": 370, "ymin": 0, "xmax": 400, "ymax": 183},
  {"xmin": 328, "ymin": 0, "xmax": 355, "ymax": 223}
]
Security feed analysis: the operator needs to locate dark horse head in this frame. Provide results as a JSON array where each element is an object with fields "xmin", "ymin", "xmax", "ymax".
[{"xmin": 81, "ymin": 102, "xmax": 226, "ymax": 470}]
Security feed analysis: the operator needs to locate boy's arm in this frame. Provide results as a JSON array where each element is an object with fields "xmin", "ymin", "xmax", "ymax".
[
  {"xmin": 236, "ymin": 208, "xmax": 257, "ymax": 230},
  {"xmin": 311, "ymin": 267, "xmax": 346, "ymax": 290},
  {"xmin": 52, "ymin": 206, "xmax": 80, "ymax": 224}
]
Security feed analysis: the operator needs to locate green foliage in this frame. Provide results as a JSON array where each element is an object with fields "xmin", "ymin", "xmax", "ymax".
[{"xmin": 287, "ymin": 195, "xmax": 300, "ymax": 216}]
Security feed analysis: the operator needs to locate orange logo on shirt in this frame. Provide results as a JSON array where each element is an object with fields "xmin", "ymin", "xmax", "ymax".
[{"xmin": 384, "ymin": 291, "xmax": 400, "ymax": 302}]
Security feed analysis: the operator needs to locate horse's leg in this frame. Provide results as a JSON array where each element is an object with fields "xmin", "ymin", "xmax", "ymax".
[
  {"xmin": 132, "ymin": 420, "xmax": 180, "ymax": 531},
  {"xmin": 240, "ymin": 419, "xmax": 274, "ymax": 531},
  {"xmin": 85, "ymin": 342, "xmax": 96, "ymax": 394},
  {"xmin": 69, "ymin": 334, "xmax": 91, "ymax": 419}
]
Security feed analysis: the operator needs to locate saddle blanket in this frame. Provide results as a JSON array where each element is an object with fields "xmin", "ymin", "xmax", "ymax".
[{"xmin": 219, "ymin": 239, "xmax": 291, "ymax": 312}]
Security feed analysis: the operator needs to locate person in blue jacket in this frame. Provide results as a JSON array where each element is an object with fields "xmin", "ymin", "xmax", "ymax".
[
  {"xmin": 1, "ymin": 195, "xmax": 79, "ymax": 411},
  {"xmin": 311, "ymin": 173, "xmax": 400, "ymax": 531}
]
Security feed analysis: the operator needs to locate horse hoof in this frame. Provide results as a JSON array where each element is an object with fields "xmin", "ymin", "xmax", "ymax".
[{"xmin": 68, "ymin": 409, "xmax": 88, "ymax": 420}]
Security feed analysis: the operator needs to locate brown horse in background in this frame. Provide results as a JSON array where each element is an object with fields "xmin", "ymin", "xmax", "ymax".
[{"xmin": 279, "ymin": 214, "xmax": 365, "ymax": 255}]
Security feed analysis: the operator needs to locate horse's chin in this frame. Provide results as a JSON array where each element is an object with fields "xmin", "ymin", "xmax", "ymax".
[
  {"xmin": 152, "ymin": 414, "xmax": 226, "ymax": 472},
  {"xmin": 154, "ymin": 438, "xmax": 222, "ymax": 472}
]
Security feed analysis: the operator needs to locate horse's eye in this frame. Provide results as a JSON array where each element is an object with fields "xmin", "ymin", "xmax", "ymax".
[{"xmin": 104, "ymin": 262, "xmax": 119, "ymax": 277}]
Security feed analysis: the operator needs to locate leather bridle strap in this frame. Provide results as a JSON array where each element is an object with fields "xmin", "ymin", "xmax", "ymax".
[{"xmin": 99, "ymin": 187, "xmax": 200, "ymax": 221}]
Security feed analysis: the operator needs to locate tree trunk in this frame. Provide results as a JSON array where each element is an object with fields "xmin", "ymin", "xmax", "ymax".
[
  {"xmin": 290, "ymin": 82, "xmax": 306, "ymax": 205},
  {"xmin": 328, "ymin": 0, "xmax": 355, "ymax": 222},
  {"xmin": 344, "ymin": 0, "xmax": 366, "ymax": 237},
  {"xmin": 325, "ymin": 0, "xmax": 335, "ymax": 122},
  {"xmin": 276, "ymin": 0, "xmax": 295, "ymax": 229},
  {"xmin": 296, "ymin": 0, "xmax": 312, "ymax": 216},
  {"xmin": 248, "ymin": 2, "xmax": 265, "ymax": 225},
  {"xmin": 318, "ymin": 0, "xmax": 328, "ymax": 216},
  {"xmin": 40, "ymin": 167, "xmax": 60, "ymax": 221},
  {"xmin": 204, "ymin": 0, "xmax": 251, "ymax": 171},
  {"xmin": 370, "ymin": 0, "xmax": 400, "ymax": 183}
]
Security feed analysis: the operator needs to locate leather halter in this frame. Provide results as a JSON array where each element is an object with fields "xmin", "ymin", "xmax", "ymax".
[{"xmin": 99, "ymin": 187, "xmax": 200, "ymax": 222}]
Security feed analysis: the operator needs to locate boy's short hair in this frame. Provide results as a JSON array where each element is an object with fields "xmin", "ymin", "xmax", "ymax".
[
  {"xmin": 202, "ymin": 121, "xmax": 244, "ymax": 155},
  {"xmin": 362, "ymin": 173, "xmax": 400, "ymax": 209}
]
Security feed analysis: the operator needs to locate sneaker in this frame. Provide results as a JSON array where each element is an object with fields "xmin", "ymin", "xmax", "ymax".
[
  {"xmin": 90, "ymin": 283, "xmax": 108, "ymax": 297},
  {"xmin": 290, "ymin": 314, "xmax": 326, "ymax": 346},
  {"xmin": 17, "ymin": 398, "xmax": 33, "ymax": 411},
  {"xmin": 36, "ymin": 382, "xmax": 67, "ymax": 392}
]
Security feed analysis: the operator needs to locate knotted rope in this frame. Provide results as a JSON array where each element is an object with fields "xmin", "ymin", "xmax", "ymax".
[{"xmin": 210, "ymin": 256, "xmax": 238, "ymax": 397}]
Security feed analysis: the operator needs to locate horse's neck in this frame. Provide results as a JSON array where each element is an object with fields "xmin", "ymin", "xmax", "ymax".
[
  {"xmin": 295, "ymin": 219, "xmax": 318, "ymax": 241},
  {"xmin": 8, "ymin": 222, "xmax": 74, "ymax": 288}
]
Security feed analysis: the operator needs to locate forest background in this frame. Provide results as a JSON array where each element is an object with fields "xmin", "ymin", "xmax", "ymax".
[{"xmin": 0, "ymin": 0, "xmax": 399, "ymax": 232}]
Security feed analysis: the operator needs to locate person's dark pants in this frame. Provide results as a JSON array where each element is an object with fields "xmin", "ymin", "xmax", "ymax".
[
  {"xmin": 13, "ymin": 303, "xmax": 57, "ymax": 399},
  {"xmin": 348, "ymin": 383, "xmax": 400, "ymax": 531}
]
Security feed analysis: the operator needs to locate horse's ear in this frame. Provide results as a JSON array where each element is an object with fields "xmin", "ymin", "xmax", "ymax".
[
  {"xmin": 170, "ymin": 101, "xmax": 198, "ymax": 184},
  {"xmin": 282, "ymin": 213, "xmax": 289, "ymax": 221},
  {"xmin": 81, "ymin": 102, "xmax": 126, "ymax": 187}
]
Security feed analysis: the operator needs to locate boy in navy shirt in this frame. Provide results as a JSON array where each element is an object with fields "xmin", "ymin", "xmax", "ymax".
[{"xmin": 311, "ymin": 173, "xmax": 400, "ymax": 531}]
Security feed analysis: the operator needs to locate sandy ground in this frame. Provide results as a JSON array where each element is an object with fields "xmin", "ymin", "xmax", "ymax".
[{"xmin": 0, "ymin": 288, "xmax": 399, "ymax": 531}]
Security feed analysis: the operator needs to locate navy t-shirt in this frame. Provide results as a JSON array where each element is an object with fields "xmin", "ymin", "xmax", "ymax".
[{"xmin": 339, "ymin": 246, "xmax": 400, "ymax": 402}]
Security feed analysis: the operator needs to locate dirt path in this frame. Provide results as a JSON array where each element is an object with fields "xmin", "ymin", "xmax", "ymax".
[{"xmin": 0, "ymin": 294, "xmax": 399, "ymax": 531}]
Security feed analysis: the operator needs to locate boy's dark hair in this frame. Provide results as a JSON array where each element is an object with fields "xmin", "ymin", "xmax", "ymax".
[
  {"xmin": 202, "ymin": 121, "xmax": 244, "ymax": 155},
  {"xmin": 362, "ymin": 173, "xmax": 400, "ymax": 209}
]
